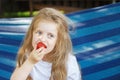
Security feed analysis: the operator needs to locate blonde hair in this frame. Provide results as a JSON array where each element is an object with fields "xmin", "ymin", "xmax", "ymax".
[{"xmin": 17, "ymin": 8, "xmax": 73, "ymax": 80}]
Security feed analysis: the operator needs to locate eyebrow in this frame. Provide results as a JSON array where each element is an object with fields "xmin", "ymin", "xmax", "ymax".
[
  {"xmin": 49, "ymin": 32, "xmax": 57, "ymax": 36},
  {"xmin": 34, "ymin": 29, "xmax": 42, "ymax": 32}
]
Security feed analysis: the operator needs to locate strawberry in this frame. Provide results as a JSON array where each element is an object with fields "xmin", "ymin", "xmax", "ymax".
[{"xmin": 36, "ymin": 42, "xmax": 47, "ymax": 49}]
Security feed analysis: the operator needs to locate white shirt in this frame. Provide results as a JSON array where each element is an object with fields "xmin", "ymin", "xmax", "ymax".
[{"xmin": 30, "ymin": 54, "xmax": 82, "ymax": 80}]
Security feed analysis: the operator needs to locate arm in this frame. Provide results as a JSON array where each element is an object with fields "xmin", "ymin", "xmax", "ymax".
[
  {"xmin": 10, "ymin": 59, "xmax": 34, "ymax": 80},
  {"xmin": 10, "ymin": 47, "xmax": 46, "ymax": 80}
]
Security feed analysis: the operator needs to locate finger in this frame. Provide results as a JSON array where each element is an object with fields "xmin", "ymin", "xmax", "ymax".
[
  {"xmin": 35, "ymin": 47, "xmax": 44, "ymax": 54},
  {"xmin": 31, "ymin": 47, "xmax": 37, "ymax": 54},
  {"xmin": 38, "ymin": 47, "xmax": 44, "ymax": 52},
  {"xmin": 38, "ymin": 48, "xmax": 46, "ymax": 56}
]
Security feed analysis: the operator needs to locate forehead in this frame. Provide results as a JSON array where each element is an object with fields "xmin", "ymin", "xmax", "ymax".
[{"xmin": 35, "ymin": 20, "xmax": 58, "ymax": 34}]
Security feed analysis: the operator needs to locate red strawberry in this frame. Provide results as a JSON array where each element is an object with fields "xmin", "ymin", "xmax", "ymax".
[{"xmin": 36, "ymin": 42, "xmax": 47, "ymax": 49}]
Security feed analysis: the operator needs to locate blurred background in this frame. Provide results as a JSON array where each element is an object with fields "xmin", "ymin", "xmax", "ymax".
[
  {"xmin": 0, "ymin": 0, "xmax": 120, "ymax": 80},
  {"xmin": 0, "ymin": 0, "xmax": 120, "ymax": 17}
]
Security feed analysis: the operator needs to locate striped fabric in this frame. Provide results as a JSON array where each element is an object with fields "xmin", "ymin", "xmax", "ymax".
[{"xmin": 0, "ymin": 2, "xmax": 120, "ymax": 80}]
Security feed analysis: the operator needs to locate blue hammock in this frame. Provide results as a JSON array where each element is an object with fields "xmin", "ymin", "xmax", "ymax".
[{"xmin": 0, "ymin": 2, "xmax": 120, "ymax": 80}]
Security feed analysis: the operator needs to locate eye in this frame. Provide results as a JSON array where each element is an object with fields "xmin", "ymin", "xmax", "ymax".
[
  {"xmin": 36, "ymin": 31, "xmax": 42, "ymax": 35},
  {"xmin": 48, "ymin": 33, "xmax": 54, "ymax": 39}
]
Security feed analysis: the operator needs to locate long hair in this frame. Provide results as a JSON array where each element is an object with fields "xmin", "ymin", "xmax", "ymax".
[{"xmin": 17, "ymin": 8, "xmax": 73, "ymax": 80}]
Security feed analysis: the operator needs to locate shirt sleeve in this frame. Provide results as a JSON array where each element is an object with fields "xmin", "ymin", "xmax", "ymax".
[{"xmin": 67, "ymin": 54, "xmax": 82, "ymax": 80}]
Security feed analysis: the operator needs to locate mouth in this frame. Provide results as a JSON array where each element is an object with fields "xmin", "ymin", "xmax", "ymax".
[{"xmin": 36, "ymin": 42, "xmax": 47, "ymax": 49}]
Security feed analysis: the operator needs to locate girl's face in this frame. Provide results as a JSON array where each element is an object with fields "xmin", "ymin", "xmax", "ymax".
[{"xmin": 32, "ymin": 20, "xmax": 58, "ymax": 54}]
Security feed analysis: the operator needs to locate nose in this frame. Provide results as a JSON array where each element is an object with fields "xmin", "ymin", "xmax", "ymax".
[{"xmin": 39, "ymin": 34, "xmax": 46, "ymax": 42}]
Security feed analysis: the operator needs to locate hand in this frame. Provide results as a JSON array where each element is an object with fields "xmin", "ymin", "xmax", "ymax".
[{"xmin": 27, "ymin": 47, "xmax": 46, "ymax": 64}]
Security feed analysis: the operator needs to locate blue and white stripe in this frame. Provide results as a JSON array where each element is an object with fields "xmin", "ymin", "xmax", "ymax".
[{"xmin": 0, "ymin": 2, "xmax": 120, "ymax": 80}]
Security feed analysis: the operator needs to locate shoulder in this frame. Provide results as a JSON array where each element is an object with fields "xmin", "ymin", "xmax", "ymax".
[
  {"xmin": 67, "ymin": 53, "xmax": 82, "ymax": 80},
  {"xmin": 67, "ymin": 53, "xmax": 79, "ymax": 69}
]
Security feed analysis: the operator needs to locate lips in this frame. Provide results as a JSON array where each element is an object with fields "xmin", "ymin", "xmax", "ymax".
[{"xmin": 36, "ymin": 42, "xmax": 47, "ymax": 49}]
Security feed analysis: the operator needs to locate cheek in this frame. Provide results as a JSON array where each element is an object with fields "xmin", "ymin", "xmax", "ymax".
[
  {"xmin": 32, "ymin": 35, "xmax": 38, "ymax": 48},
  {"xmin": 47, "ymin": 45, "xmax": 55, "ymax": 53},
  {"xmin": 50, "ymin": 43, "xmax": 55, "ymax": 50},
  {"xmin": 50, "ymin": 41, "xmax": 56, "ymax": 50},
  {"xmin": 48, "ymin": 39, "xmax": 57, "ymax": 52}
]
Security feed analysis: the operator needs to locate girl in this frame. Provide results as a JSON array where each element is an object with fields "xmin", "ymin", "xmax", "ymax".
[{"xmin": 10, "ymin": 8, "xmax": 82, "ymax": 80}]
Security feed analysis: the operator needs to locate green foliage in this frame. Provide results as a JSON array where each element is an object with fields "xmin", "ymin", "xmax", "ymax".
[{"xmin": 3, "ymin": 11, "xmax": 39, "ymax": 18}]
